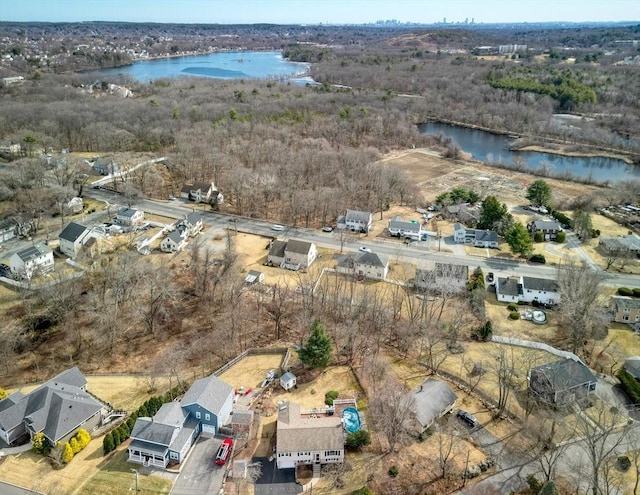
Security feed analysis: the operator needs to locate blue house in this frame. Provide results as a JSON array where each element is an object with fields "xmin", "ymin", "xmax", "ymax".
[{"xmin": 128, "ymin": 374, "xmax": 233, "ymax": 468}]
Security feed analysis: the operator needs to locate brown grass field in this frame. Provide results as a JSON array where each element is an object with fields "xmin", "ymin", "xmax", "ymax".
[{"xmin": 218, "ymin": 352, "xmax": 285, "ymax": 390}]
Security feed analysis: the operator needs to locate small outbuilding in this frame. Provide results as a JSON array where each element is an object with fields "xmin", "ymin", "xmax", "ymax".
[
  {"xmin": 244, "ymin": 270, "xmax": 265, "ymax": 285},
  {"xmin": 280, "ymin": 372, "xmax": 297, "ymax": 391}
]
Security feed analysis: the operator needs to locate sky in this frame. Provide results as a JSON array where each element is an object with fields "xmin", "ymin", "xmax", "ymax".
[{"xmin": 1, "ymin": 0, "xmax": 638, "ymax": 25}]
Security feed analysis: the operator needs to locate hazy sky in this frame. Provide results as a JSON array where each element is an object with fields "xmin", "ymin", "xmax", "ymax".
[{"xmin": 1, "ymin": 0, "xmax": 638, "ymax": 24}]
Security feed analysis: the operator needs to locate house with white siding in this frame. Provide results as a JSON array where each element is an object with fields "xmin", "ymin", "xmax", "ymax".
[
  {"xmin": 387, "ymin": 216, "xmax": 422, "ymax": 240},
  {"xmin": 276, "ymin": 402, "xmax": 344, "ymax": 469},
  {"xmin": 9, "ymin": 243, "xmax": 54, "ymax": 279},
  {"xmin": 58, "ymin": 222, "xmax": 91, "ymax": 258},
  {"xmin": 115, "ymin": 207, "xmax": 144, "ymax": 227},
  {"xmin": 336, "ymin": 251, "xmax": 389, "ymax": 281},
  {"xmin": 267, "ymin": 239, "xmax": 317, "ymax": 270},
  {"xmin": 343, "ymin": 209, "xmax": 373, "ymax": 233},
  {"xmin": 495, "ymin": 275, "xmax": 558, "ymax": 305}
]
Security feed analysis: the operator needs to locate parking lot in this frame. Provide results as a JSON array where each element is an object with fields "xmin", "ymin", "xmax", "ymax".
[{"xmin": 170, "ymin": 436, "xmax": 227, "ymax": 495}]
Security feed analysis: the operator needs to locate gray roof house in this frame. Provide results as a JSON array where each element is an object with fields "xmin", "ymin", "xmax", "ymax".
[
  {"xmin": 276, "ymin": 402, "xmax": 344, "ymax": 469},
  {"xmin": 496, "ymin": 275, "xmax": 558, "ymax": 305},
  {"xmin": 9, "ymin": 243, "xmax": 55, "ymax": 279},
  {"xmin": 528, "ymin": 220, "xmax": 563, "ymax": 240},
  {"xmin": 336, "ymin": 251, "xmax": 389, "ymax": 280},
  {"xmin": 128, "ymin": 374, "xmax": 233, "ymax": 469},
  {"xmin": 267, "ymin": 239, "xmax": 317, "ymax": 270},
  {"xmin": 0, "ymin": 218, "xmax": 16, "ymax": 244},
  {"xmin": 388, "ymin": 216, "xmax": 422, "ymax": 240},
  {"xmin": 528, "ymin": 359, "xmax": 597, "ymax": 404},
  {"xmin": 406, "ymin": 379, "xmax": 457, "ymax": 430},
  {"xmin": 344, "ymin": 209, "xmax": 373, "ymax": 233},
  {"xmin": 58, "ymin": 222, "xmax": 91, "ymax": 258},
  {"xmin": 0, "ymin": 367, "xmax": 105, "ymax": 447}
]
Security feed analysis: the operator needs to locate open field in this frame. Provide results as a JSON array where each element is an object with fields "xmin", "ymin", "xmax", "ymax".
[{"xmin": 484, "ymin": 296, "xmax": 559, "ymax": 342}]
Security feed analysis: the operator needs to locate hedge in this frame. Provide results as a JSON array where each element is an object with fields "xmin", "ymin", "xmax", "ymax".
[
  {"xmin": 530, "ymin": 253, "xmax": 546, "ymax": 264},
  {"xmin": 619, "ymin": 287, "xmax": 634, "ymax": 296},
  {"xmin": 617, "ymin": 368, "xmax": 640, "ymax": 404}
]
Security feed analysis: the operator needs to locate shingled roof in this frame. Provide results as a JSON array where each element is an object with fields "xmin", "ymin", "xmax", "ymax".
[
  {"xmin": 59, "ymin": 222, "xmax": 89, "ymax": 243},
  {"xmin": 181, "ymin": 374, "xmax": 234, "ymax": 417},
  {"xmin": 276, "ymin": 402, "xmax": 344, "ymax": 454}
]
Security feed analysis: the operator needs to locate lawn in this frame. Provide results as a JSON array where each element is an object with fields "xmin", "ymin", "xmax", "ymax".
[{"xmin": 218, "ymin": 352, "xmax": 285, "ymax": 390}]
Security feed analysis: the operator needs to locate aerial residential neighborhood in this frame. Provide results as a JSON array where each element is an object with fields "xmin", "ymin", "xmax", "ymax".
[{"xmin": 0, "ymin": 6, "xmax": 639, "ymax": 495}]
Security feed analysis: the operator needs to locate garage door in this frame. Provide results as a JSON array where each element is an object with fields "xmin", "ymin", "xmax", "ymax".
[{"xmin": 202, "ymin": 424, "xmax": 216, "ymax": 436}]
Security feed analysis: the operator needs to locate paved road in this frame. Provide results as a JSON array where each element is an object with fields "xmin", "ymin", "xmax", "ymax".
[
  {"xmin": 84, "ymin": 190, "xmax": 640, "ymax": 287},
  {"xmin": 0, "ymin": 481, "xmax": 42, "ymax": 495}
]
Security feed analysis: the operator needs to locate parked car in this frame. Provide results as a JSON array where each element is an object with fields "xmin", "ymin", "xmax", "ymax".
[
  {"xmin": 215, "ymin": 438, "xmax": 234, "ymax": 466},
  {"xmin": 168, "ymin": 195, "xmax": 176, "ymax": 200},
  {"xmin": 271, "ymin": 224, "xmax": 285, "ymax": 232},
  {"xmin": 0, "ymin": 263, "xmax": 10, "ymax": 277},
  {"xmin": 486, "ymin": 272, "xmax": 494, "ymax": 283},
  {"xmin": 456, "ymin": 410, "xmax": 478, "ymax": 428},
  {"xmin": 359, "ymin": 246, "xmax": 372, "ymax": 253},
  {"xmin": 322, "ymin": 226, "xmax": 333, "ymax": 232}
]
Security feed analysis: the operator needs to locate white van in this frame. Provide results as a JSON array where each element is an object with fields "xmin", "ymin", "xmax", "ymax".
[{"xmin": 271, "ymin": 224, "xmax": 285, "ymax": 231}]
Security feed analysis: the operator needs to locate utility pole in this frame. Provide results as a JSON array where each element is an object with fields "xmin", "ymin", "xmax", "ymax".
[{"xmin": 131, "ymin": 468, "xmax": 140, "ymax": 495}]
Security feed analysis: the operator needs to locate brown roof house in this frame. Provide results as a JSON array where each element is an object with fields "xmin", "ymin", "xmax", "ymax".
[{"xmin": 276, "ymin": 402, "xmax": 344, "ymax": 469}]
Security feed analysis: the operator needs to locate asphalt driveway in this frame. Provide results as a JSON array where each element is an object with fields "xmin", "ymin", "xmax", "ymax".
[
  {"xmin": 170, "ymin": 436, "xmax": 226, "ymax": 495},
  {"xmin": 253, "ymin": 457, "xmax": 302, "ymax": 495}
]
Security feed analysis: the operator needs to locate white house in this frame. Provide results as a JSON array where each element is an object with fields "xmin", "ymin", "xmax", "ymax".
[
  {"xmin": 343, "ymin": 209, "xmax": 373, "ymax": 233},
  {"xmin": 388, "ymin": 216, "xmax": 422, "ymax": 240},
  {"xmin": 0, "ymin": 219, "xmax": 16, "ymax": 244},
  {"xmin": 160, "ymin": 230, "xmax": 187, "ymax": 253},
  {"xmin": 280, "ymin": 372, "xmax": 297, "ymax": 391},
  {"xmin": 276, "ymin": 402, "xmax": 344, "ymax": 469},
  {"xmin": 115, "ymin": 207, "xmax": 144, "ymax": 227},
  {"xmin": 244, "ymin": 270, "xmax": 265, "ymax": 285},
  {"xmin": 495, "ymin": 276, "xmax": 558, "ymax": 305},
  {"xmin": 181, "ymin": 181, "xmax": 223, "ymax": 204},
  {"xmin": 268, "ymin": 239, "xmax": 317, "ymax": 270},
  {"xmin": 336, "ymin": 251, "xmax": 389, "ymax": 281},
  {"xmin": 453, "ymin": 224, "xmax": 499, "ymax": 248},
  {"xmin": 9, "ymin": 243, "xmax": 54, "ymax": 279},
  {"xmin": 58, "ymin": 222, "xmax": 91, "ymax": 258}
]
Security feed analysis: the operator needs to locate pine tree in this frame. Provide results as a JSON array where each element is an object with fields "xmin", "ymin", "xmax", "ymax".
[
  {"xmin": 103, "ymin": 432, "xmax": 115, "ymax": 455},
  {"xmin": 504, "ymin": 222, "xmax": 533, "ymax": 256},
  {"xmin": 298, "ymin": 320, "xmax": 332, "ymax": 368}
]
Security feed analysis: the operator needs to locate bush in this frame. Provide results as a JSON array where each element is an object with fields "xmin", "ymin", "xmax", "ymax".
[
  {"xmin": 75, "ymin": 429, "xmax": 91, "ymax": 449},
  {"xmin": 103, "ymin": 432, "xmax": 115, "ymax": 455},
  {"xmin": 634, "ymin": 288, "xmax": 640, "ymax": 297},
  {"xmin": 618, "ymin": 368, "xmax": 640, "ymax": 403},
  {"xmin": 388, "ymin": 465, "xmax": 399, "ymax": 477},
  {"xmin": 70, "ymin": 437, "xmax": 81, "ymax": 454},
  {"xmin": 346, "ymin": 430, "xmax": 371, "ymax": 450},
  {"xmin": 555, "ymin": 231, "xmax": 566, "ymax": 243},
  {"xmin": 507, "ymin": 303, "xmax": 518, "ymax": 311},
  {"xmin": 529, "ymin": 253, "xmax": 546, "ymax": 264},
  {"xmin": 534, "ymin": 231, "xmax": 544, "ymax": 242},
  {"xmin": 325, "ymin": 390, "xmax": 339, "ymax": 406},
  {"xmin": 509, "ymin": 311, "xmax": 521, "ymax": 320},
  {"xmin": 32, "ymin": 432, "xmax": 50, "ymax": 455},
  {"xmin": 62, "ymin": 442, "xmax": 74, "ymax": 464},
  {"xmin": 618, "ymin": 455, "xmax": 632, "ymax": 472},
  {"xmin": 350, "ymin": 489, "xmax": 373, "ymax": 495},
  {"xmin": 618, "ymin": 287, "xmax": 634, "ymax": 296}
]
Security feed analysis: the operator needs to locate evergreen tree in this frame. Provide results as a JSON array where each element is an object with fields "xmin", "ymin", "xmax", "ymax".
[
  {"xmin": 103, "ymin": 433, "xmax": 114, "ymax": 454},
  {"xmin": 298, "ymin": 320, "xmax": 333, "ymax": 368},
  {"xmin": 112, "ymin": 428, "xmax": 121, "ymax": 447},
  {"xmin": 478, "ymin": 195, "xmax": 512, "ymax": 232},
  {"xmin": 526, "ymin": 180, "xmax": 552, "ymax": 206},
  {"xmin": 504, "ymin": 222, "xmax": 533, "ymax": 256}
]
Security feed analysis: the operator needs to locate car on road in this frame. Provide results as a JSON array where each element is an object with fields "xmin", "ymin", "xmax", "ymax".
[
  {"xmin": 359, "ymin": 246, "xmax": 372, "ymax": 253},
  {"xmin": 215, "ymin": 438, "xmax": 234, "ymax": 466},
  {"xmin": 456, "ymin": 409, "xmax": 478, "ymax": 428},
  {"xmin": 322, "ymin": 226, "xmax": 333, "ymax": 232},
  {"xmin": 486, "ymin": 272, "xmax": 494, "ymax": 283},
  {"xmin": 168, "ymin": 195, "xmax": 176, "ymax": 200},
  {"xmin": 271, "ymin": 224, "xmax": 285, "ymax": 231}
]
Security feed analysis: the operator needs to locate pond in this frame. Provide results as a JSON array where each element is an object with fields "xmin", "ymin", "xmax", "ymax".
[
  {"xmin": 92, "ymin": 51, "xmax": 310, "ymax": 83},
  {"xmin": 418, "ymin": 121, "xmax": 639, "ymax": 183}
]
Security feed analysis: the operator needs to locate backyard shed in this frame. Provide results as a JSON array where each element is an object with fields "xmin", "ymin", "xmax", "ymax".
[{"xmin": 280, "ymin": 372, "xmax": 297, "ymax": 391}]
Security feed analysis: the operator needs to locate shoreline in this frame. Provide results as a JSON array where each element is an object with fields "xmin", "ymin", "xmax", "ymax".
[{"xmin": 420, "ymin": 116, "xmax": 638, "ymax": 165}]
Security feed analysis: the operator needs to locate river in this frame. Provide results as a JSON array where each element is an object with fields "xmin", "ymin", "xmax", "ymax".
[
  {"xmin": 94, "ymin": 51, "xmax": 310, "ymax": 83},
  {"xmin": 419, "ymin": 121, "xmax": 639, "ymax": 183}
]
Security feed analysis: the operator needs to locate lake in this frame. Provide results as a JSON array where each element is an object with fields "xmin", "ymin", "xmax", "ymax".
[
  {"xmin": 418, "ymin": 121, "xmax": 640, "ymax": 183},
  {"xmin": 94, "ymin": 51, "xmax": 310, "ymax": 83}
]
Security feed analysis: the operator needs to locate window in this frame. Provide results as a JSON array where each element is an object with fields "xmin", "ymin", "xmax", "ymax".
[
  {"xmin": 624, "ymin": 316, "xmax": 630, "ymax": 321},
  {"xmin": 195, "ymin": 411, "xmax": 201, "ymax": 419},
  {"xmin": 205, "ymin": 413, "xmax": 210, "ymax": 421},
  {"xmin": 325, "ymin": 450, "xmax": 340, "ymax": 456},
  {"xmin": 170, "ymin": 452, "xmax": 178, "ymax": 460}
]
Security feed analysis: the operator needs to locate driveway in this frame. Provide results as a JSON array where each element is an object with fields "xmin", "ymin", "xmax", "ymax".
[
  {"xmin": 170, "ymin": 436, "xmax": 226, "ymax": 495},
  {"xmin": 253, "ymin": 457, "xmax": 302, "ymax": 495}
]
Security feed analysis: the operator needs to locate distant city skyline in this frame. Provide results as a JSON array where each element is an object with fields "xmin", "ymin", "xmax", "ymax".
[{"xmin": 1, "ymin": 0, "xmax": 638, "ymax": 25}]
